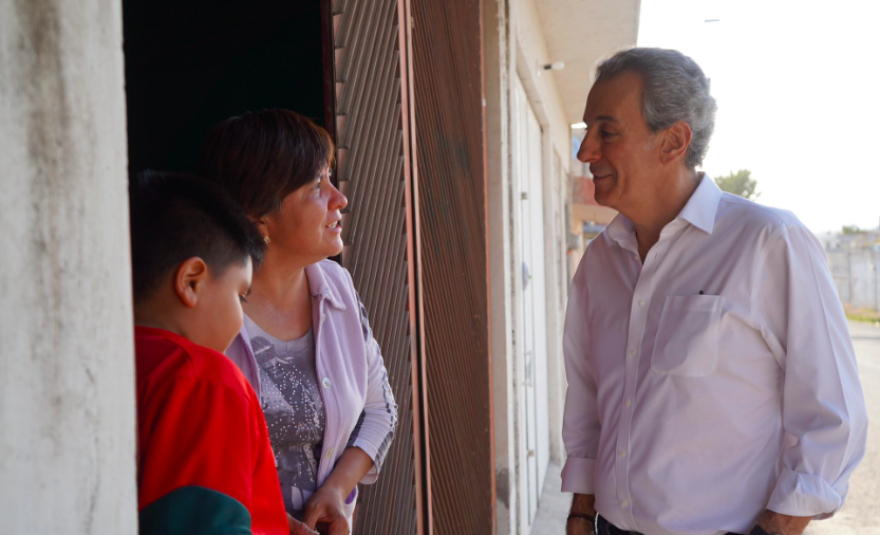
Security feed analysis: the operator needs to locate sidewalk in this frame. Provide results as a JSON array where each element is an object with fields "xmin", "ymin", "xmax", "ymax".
[{"xmin": 530, "ymin": 463, "xmax": 570, "ymax": 535}]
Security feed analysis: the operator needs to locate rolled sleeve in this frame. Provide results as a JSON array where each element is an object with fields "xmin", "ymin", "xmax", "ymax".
[
  {"xmin": 346, "ymin": 295, "xmax": 398, "ymax": 485},
  {"xmin": 561, "ymin": 255, "xmax": 601, "ymax": 495},
  {"xmin": 768, "ymin": 469, "xmax": 843, "ymax": 519},
  {"xmin": 561, "ymin": 456, "xmax": 597, "ymax": 495},
  {"xmin": 756, "ymin": 223, "xmax": 869, "ymax": 517}
]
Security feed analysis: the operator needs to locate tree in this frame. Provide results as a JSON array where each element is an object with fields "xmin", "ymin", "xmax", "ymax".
[
  {"xmin": 841, "ymin": 225, "xmax": 863, "ymax": 235},
  {"xmin": 714, "ymin": 169, "xmax": 760, "ymax": 200}
]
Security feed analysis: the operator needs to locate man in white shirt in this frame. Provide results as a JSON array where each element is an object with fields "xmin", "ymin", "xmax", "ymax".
[{"xmin": 562, "ymin": 47, "xmax": 868, "ymax": 535}]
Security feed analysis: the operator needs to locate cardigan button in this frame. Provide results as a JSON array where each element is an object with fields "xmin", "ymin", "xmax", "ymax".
[{"xmin": 322, "ymin": 377, "xmax": 332, "ymax": 389}]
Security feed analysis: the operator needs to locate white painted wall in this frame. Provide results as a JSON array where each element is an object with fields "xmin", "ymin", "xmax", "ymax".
[
  {"xmin": 515, "ymin": 0, "xmax": 572, "ymax": 166},
  {"xmin": 486, "ymin": 1, "xmax": 574, "ymax": 533},
  {"xmin": 0, "ymin": 1, "xmax": 138, "ymax": 533}
]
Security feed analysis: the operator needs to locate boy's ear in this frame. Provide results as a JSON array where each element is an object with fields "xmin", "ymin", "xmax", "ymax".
[
  {"xmin": 659, "ymin": 121, "xmax": 693, "ymax": 165},
  {"xmin": 173, "ymin": 257, "xmax": 209, "ymax": 308}
]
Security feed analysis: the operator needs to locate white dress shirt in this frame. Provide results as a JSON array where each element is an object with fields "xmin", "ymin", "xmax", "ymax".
[{"xmin": 561, "ymin": 176, "xmax": 868, "ymax": 535}]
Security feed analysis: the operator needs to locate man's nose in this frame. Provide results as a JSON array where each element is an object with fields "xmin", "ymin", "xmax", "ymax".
[{"xmin": 577, "ymin": 132, "xmax": 600, "ymax": 164}]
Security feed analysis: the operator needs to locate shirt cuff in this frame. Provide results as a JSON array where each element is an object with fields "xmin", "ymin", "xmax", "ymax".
[
  {"xmin": 767, "ymin": 468, "xmax": 843, "ymax": 519},
  {"xmin": 561, "ymin": 457, "xmax": 596, "ymax": 494},
  {"xmin": 350, "ymin": 441, "xmax": 380, "ymax": 485}
]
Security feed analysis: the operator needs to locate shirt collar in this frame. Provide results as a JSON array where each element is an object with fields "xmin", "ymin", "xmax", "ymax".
[
  {"xmin": 304, "ymin": 261, "xmax": 347, "ymax": 310},
  {"xmin": 676, "ymin": 173, "xmax": 723, "ymax": 234},
  {"xmin": 606, "ymin": 212, "xmax": 636, "ymax": 244},
  {"xmin": 606, "ymin": 173, "xmax": 722, "ymax": 246}
]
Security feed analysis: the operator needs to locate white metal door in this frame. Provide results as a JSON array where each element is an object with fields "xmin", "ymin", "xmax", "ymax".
[{"xmin": 514, "ymin": 77, "xmax": 550, "ymax": 525}]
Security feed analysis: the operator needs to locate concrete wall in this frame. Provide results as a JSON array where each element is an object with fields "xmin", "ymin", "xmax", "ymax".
[
  {"xmin": 515, "ymin": 0, "xmax": 572, "ymax": 166},
  {"xmin": 0, "ymin": 0, "xmax": 137, "ymax": 533},
  {"xmin": 828, "ymin": 248, "xmax": 880, "ymax": 311},
  {"xmin": 485, "ymin": 1, "xmax": 520, "ymax": 532}
]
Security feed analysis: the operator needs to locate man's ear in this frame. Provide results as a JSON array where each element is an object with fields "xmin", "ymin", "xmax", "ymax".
[
  {"xmin": 659, "ymin": 121, "xmax": 693, "ymax": 165},
  {"xmin": 173, "ymin": 257, "xmax": 209, "ymax": 308}
]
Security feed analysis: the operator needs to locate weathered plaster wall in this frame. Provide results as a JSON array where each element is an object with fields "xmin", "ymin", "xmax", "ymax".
[
  {"xmin": 485, "ymin": 2, "xmax": 519, "ymax": 532},
  {"xmin": 0, "ymin": 0, "xmax": 137, "ymax": 532}
]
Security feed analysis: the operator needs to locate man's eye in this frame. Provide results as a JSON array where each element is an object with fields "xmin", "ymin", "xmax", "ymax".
[{"xmin": 601, "ymin": 130, "xmax": 616, "ymax": 138}]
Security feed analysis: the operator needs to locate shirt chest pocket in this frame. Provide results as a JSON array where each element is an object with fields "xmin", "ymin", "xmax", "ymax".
[{"xmin": 651, "ymin": 294, "xmax": 722, "ymax": 377}]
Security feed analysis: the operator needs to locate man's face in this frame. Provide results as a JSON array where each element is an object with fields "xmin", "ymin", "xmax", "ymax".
[{"xmin": 577, "ymin": 71, "xmax": 659, "ymax": 213}]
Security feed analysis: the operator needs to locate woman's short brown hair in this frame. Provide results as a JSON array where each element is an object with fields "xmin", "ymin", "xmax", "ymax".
[{"xmin": 198, "ymin": 109, "xmax": 334, "ymax": 218}]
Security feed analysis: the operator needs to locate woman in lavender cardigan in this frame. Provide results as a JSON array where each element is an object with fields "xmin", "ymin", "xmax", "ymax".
[{"xmin": 199, "ymin": 110, "xmax": 397, "ymax": 535}]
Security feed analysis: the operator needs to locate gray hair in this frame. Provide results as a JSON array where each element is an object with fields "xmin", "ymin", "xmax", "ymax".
[{"xmin": 595, "ymin": 48, "xmax": 717, "ymax": 169}]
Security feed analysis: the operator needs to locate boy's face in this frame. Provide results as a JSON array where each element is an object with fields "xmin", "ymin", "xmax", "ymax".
[{"xmin": 192, "ymin": 258, "xmax": 253, "ymax": 353}]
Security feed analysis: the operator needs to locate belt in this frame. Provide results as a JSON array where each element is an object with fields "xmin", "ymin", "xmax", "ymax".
[{"xmin": 596, "ymin": 515, "xmax": 744, "ymax": 535}]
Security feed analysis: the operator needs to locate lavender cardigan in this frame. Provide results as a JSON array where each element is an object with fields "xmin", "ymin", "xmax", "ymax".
[{"xmin": 226, "ymin": 259, "xmax": 397, "ymax": 518}]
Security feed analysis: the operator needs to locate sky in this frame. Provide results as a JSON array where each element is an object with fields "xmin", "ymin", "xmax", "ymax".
[{"xmin": 637, "ymin": 0, "xmax": 880, "ymax": 233}]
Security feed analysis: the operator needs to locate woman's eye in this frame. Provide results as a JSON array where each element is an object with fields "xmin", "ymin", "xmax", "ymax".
[{"xmin": 239, "ymin": 295, "xmax": 248, "ymax": 304}]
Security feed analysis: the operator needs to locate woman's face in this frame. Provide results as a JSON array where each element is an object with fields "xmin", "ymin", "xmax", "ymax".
[{"xmin": 261, "ymin": 166, "xmax": 348, "ymax": 266}]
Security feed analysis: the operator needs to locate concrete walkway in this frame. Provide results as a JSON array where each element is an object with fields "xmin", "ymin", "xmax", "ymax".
[
  {"xmin": 530, "ymin": 462, "xmax": 569, "ymax": 535},
  {"xmin": 529, "ymin": 321, "xmax": 880, "ymax": 535}
]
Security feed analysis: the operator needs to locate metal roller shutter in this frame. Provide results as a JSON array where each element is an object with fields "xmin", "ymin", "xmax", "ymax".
[
  {"xmin": 326, "ymin": 0, "xmax": 423, "ymax": 533},
  {"xmin": 410, "ymin": 1, "xmax": 494, "ymax": 533}
]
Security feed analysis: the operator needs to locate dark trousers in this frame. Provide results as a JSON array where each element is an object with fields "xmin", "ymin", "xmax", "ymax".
[{"xmin": 596, "ymin": 515, "xmax": 744, "ymax": 535}]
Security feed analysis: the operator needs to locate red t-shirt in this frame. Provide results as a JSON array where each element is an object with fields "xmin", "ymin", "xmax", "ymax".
[{"xmin": 135, "ymin": 326, "xmax": 288, "ymax": 535}]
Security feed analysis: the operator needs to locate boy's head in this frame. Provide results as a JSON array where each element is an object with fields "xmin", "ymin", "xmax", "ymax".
[{"xmin": 129, "ymin": 171, "xmax": 265, "ymax": 352}]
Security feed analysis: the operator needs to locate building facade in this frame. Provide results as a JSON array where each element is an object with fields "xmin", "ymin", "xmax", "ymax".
[{"xmin": 0, "ymin": 1, "xmax": 638, "ymax": 533}]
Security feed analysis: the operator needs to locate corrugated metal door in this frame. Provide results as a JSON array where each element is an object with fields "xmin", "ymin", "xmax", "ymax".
[
  {"xmin": 410, "ymin": 0, "xmax": 494, "ymax": 533},
  {"xmin": 324, "ymin": 0, "xmax": 425, "ymax": 533}
]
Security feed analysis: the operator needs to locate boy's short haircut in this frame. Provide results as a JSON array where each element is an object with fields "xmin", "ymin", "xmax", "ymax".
[{"xmin": 129, "ymin": 171, "xmax": 265, "ymax": 304}]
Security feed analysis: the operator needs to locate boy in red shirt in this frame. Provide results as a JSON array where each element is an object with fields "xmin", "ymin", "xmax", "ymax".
[{"xmin": 129, "ymin": 172, "xmax": 306, "ymax": 535}]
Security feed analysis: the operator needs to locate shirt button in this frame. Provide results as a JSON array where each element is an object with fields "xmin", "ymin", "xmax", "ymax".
[
  {"xmin": 637, "ymin": 299, "xmax": 645, "ymax": 307},
  {"xmin": 618, "ymin": 450, "xmax": 626, "ymax": 458},
  {"xmin": 322, "ymin": 377, "xmax": 332, "ymax": 389},
  {"xmin": 625, "ymin": 399, "xmax": 632, "ymax": 408},
  {"xmin": 630, "ymin": 349, "xmax": 637, "ymax": 357},
  {"xmin": 324, "ymin": 447, "xmax": 335, "ymax": 459},
  {"xmin": 321, "ymin": 313, "xmax": 326, "ymax": 324},
  {"xmin": 621, "ymin": 499, "xmax": 629, "ymax": 508}
]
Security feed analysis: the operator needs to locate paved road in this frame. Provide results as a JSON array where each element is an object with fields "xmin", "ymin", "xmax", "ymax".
[{"xmin": 531, "ymin": 321, "xmax": 880, "ymax": 534}]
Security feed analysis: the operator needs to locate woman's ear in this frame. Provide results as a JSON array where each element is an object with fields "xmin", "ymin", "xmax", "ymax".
[
  {"xmin": 249, "ymin": 215, "xmax": 270, "ymax": 242},
  {"xmin": 173, "ymin": 257, "xmax": 209, "ymax": 308},
  {"xmin": 659, "ymin": 121, "xmax": 693, "ymax": 165}
]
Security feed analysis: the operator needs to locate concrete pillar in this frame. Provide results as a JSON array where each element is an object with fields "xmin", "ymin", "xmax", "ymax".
[
  {"xmin": 485, "ymin": 0, "xmax": 520, "ymax": 532},
  {"xmin": 0, "ymin": 0, "xmax": 137, "ymax": 533}
]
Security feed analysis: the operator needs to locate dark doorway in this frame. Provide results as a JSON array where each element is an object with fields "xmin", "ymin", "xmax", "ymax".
[
  {"xmin": 122, "ymin": 3, "xmax": 426, "ymax": 535},
  {"xmin": 123, "ymin": 0, "xmax": 325, "ymax": 175}
]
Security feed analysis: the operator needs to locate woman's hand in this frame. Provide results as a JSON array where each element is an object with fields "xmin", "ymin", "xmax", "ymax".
[
  {"xmin": 303, "ymin": 485, "xmax": 350, "ymax": 535},
  {"xmin": 287, "ymin": 513, "xmax": 320, "ymax": 535}
]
